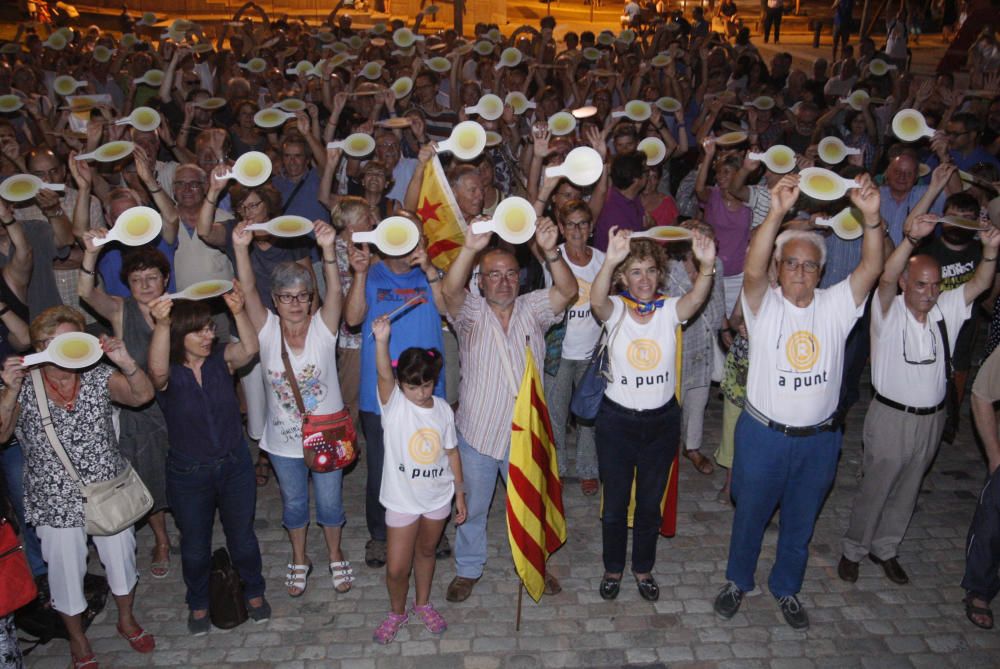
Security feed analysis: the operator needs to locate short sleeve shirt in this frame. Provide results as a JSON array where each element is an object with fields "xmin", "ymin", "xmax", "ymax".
[{"xmin": 743, "ymin": 280, "xmax": 862, "ymax": 426}]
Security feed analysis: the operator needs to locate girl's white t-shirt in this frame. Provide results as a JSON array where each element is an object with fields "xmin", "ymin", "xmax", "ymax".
[
  {"xmin": 603, "ymin": 295, "xmax": 683, "ymax": 411},
  {"xmin": 259, "ymin": 311, "xmax": 344, "ymax": 458},
  {"xmin": 379, "ymin": 385, "xmax": 458, "ymax": 514}
]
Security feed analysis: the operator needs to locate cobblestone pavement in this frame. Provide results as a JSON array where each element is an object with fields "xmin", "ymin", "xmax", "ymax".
[{"xmin": 22, "ymin": 379, "xmax": 1000, "ymax": 669}]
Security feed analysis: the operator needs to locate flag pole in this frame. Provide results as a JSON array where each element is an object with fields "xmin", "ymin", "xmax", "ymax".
[{"xmin": 515, "ymin": 581, "xmax": 524, "ymax": 631}]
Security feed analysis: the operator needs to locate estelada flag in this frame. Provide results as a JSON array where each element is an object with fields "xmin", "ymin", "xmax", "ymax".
[
  {"xmin": 415, "ymin": 154, "xmax": 466, "ymax": 271},
  {"xmin": 507, "ymin": 347, "xmax": 567, "ymax": 602}
]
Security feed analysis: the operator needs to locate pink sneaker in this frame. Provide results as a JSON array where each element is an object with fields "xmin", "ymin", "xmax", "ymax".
[
  {"xmin": 410, "ymin": 602, "xmax": 447, "ymax": 634},
  {"xmin": 373, "ymin": 611, "xmax": 408, "ymax": 644}
]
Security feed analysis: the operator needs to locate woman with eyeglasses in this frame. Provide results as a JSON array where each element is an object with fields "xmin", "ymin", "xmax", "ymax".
[
  {"xmin": 202, "ymin": 170, "xmax": 316, "ymax": 487},
  {"xmin": 78, "ymin": 242, "xmax": 175, "ymax": 580},
  {"xmin": 146, "ymin": 287, "xmax": 269, "ymax": 635},
  {"xmin": 232, "ymin": 218, "xmax": 354, "ymax": 598}
]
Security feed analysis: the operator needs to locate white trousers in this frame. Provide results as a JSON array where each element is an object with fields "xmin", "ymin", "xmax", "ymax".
[{"xmin": 36, "ymin": 525, "xmax": 137, "ymax": 616}]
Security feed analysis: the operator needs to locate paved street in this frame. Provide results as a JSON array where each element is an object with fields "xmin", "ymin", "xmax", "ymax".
[{"xmin": 21, "ymin": 377, "xmax": 1000, "ymax": 668}]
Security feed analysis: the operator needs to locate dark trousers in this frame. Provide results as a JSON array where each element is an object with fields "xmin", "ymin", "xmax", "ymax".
[
  {"xmin": 726, "ymin": 412, "xmax": 841, "ymax": 597},
  {"xmin": 167, "ymin": 447, "xmax": 265, "ymax": 611},
  {"xmin": 837, "ymin": 303, "xmax": 871, "ymax": 420},
  {"xmin": 763, "ymin": 7, "xmax": 783, "ymax": 42},
  {"xmin": 360, "ymin": 410, "xmax": 387, "ymax": 543},
  {"xmin": 962, "ymin": 467, "xmax": 1000, "ymax": 603},
  {"xmin": 595, "ymin": 397, "xmax": 679, "ymax": 574}
]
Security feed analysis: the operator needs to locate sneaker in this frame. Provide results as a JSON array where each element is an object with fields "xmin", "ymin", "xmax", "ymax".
[
  {"xmin": 713, "ymin": 582, "xmax": 744, "ymax": 619},
  {"xmin": 776, "ymin": 594, "xmax": 809, "ymax": 630},
  {"xmin": 435, "ymin": 533, "xmax": 451, "ymax": 560},
  {"xmin": 247, "ymin": 597, "xmax": 271, "ymax": 623},
  {"xmin": 373, "ymin": 611, "xmax": 408, "ymax": 644},
  {"xmin": 410, "ymin": 602, "xmax": 447, "ymax": 634},
  {"xmin": 365, "ymin": 539, "xmax": 387, "ymax": 568},
  {"xmin": 187, "ymin": 611, "xmax": 210, "ymax": 636}
]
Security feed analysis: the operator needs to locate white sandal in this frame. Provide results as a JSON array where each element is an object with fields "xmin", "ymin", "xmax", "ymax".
[
  {"xmin": 285, "ymin": 562, "xmax": 312, "ymax": 597},
  {"xmin": 330, "ymin": 560, "xmax": 354, "ymax": 593}
]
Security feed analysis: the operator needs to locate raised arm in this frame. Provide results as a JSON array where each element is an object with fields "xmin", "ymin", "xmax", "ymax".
[
  {"xmin": 79, "ymin": 230, "xmax": 126, "ymax": 331},
  {"xmin": 68, "ymin": 152, "xmax": 95, "ymax": 239},
  {"xmin": 232, "ymin": 222, "xmax": 269, "ymax": 331},
  {"xmin": 730, "ymin": 155, "xmax": 760, "ymax": 202},
  {"xmin": 403, "ymin": 144, "xmax": 435, "ymax": 212},
  {"xmin": 675, "ymin": 231, "xmax": 718, "ymax": 322},
  {"xmin": 536, "ymin": 217, "xmax": 577, "ymax": 314},
  {"xmin": 846, "ymin": 174, "xmax": 886, "ymax": 306},
  {"xmin": 134, "ymin": 144, "xmax": 179, "ymax": 244},
  {"xmin": 223, "ymin": 282, "xmax": 259, "ymax": 370},
  {"xmin": 314, "ymin": 220, "xmax": 342, "ymax": 333},
  {"xmin": 441, "ymin": 225, "xmax": 492, "ymax": 320},
  {"xmin": 372, "ymin": 315, "xmax": 395, "ymax": 405},
  {"xmin": 591, "ymin": 226, "xmax": 632, "ymax": 323},
  {"xmin": 198, "ymin": 165, "xmax": 230, "ymax": 245},
  {"xmin": 743, "ymin": 174, "xmax": 800, "ymax": 316},
  {"xmin": 147, "ymin": 297, "xmax": 173, "ymax": 390},
  {"xmin": 0, "ymin": 203, "xmax": 32, "ymax": 303},
  {"xmin": 105, "ymin": 335, "xmax": 155, "ymax": 407},
  {"xmin": 343, "ymin": 242, "xmax": 372, "ymax": 327},
  {"xmin": 964, "ymin": 228, "xmax": 1000, "ymax": 305},
  {"xmin": 694, "ymin": 137, "xmax": 716, "ymax": 203},
  {"xmin": 911, "ymin": 163, "xmax": 956, "ymax": 218},
  {"xmin": 877, "ymin": 213, "xmax": 936, "ymax": 315}
]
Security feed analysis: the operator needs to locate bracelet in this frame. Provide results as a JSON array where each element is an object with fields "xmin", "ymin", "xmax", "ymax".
[
  {"xmin": 123, "ymin": 365, "xmax": 141, "ymax": 377},
  {"xmin": 545, "ymin": 251, "xmax": 563, "ymax": 263},
  {"xmin": 864, "ymin": 221, "xmax": 883, "ymax": 230},
  {"xmin": 148, "ymin": 187, "xmax": 162, "ymax": 194},
  {"xmin": 165, "ymin": 142, "xmax": 176, "ymax": 149},
  {"xmin": 701, "ymin": 265, "xmax": 716, "ymax": 276},
  {"xmin": 427, "ymin": 269, "xmax": 445, "ymax": 284},
  {"xmin": 905, "ymin": 234, "xmax": 921, "ymax": 245},
  {"xmin": 0, "ymin": 306, "xmax": 9, "ymax": 318},
  {"xmin": 322, "ymin": 257, "xmax": 337, "ymax": 265},
  {"xmin": 43, "ymin": 207, "xmax": 63, "ymax": 217},
  {"xmin": 207, "ymin": 197, "xmax": 218, "ymax": 206},
  {"xmin": 0, "ymin": 218, "xmax": 14, "ymax": 227},
  {"xmin": 984, "ymin": 256, "xmax": 998, "ymax": 262},
  {"xmin": 80, "ymin": 266, "xmax": 95, "ymax": 276}
]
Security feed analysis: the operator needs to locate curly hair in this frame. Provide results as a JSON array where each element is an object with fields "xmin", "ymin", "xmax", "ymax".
[{"xmin": 613, "ymin": 239, "xmax": 668, "ymax": 292}]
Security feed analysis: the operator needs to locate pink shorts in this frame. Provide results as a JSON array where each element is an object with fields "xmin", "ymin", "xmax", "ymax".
[{"xmin": 385, "ymin": 501, "xmax": 452, "ymax": 528}]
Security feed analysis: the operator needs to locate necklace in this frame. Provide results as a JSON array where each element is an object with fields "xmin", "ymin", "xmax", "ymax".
[{"xmin": 43, "ymin": 372, "xmax": 80, "ymax": 411}]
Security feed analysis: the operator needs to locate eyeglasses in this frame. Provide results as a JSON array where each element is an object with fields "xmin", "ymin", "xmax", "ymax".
[
  {"xmin": 240, "ymin": 199, "xmax": 265, "ymax": 213},
  {"xmin": 902, "ymin": 322, "xmax": 937, "ymax": 365},
  {"xmin": 274, "ymin": 291, "xmax": 312, "ymax": 304},
  {"xmin": 484, "ymin": 269, "xmax": 519, "ymax": 283},
  {"xmin": 780, "ymin": 258, "xmax": 820, "ymax": 274},
  {"xmin": 563, "ymin": 219, "xmax": 591, "ymax": 229},
  {"xmin": 174, "ymin": 180, "xmax": 205, "ymax": 190}
]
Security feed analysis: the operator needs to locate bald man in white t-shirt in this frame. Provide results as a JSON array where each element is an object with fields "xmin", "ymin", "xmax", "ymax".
[
  {"xmin": 712, "ymin": 173, "xmax": 885, "ymax": 630},
  {"xmin": 839, "ymin": 214, "xmax": 1000, "ymax": 585}
]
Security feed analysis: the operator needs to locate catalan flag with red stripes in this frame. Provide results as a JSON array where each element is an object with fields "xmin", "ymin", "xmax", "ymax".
[
  {"xmin": 415, "ymin": 154, "xmax": 466, "ymax": 271},
  {"xmin": 507, "ymin": 347, "xmax": 567, "ymax": 602}
]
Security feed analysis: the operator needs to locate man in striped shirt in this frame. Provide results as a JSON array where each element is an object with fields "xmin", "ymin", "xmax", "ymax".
[{"xmin": 440, "ymin": 216, "xmax": 577, "ymax": 602}]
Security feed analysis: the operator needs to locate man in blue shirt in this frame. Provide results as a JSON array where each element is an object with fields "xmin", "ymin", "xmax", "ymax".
[
  {"xmin": 343, "ymin": 233, "xmax": 448, "ymax": 569},
  {"xmin": 927, "ymin": 113, "xmax": 1000, "ymax": 173},
  {"xmin": 271, "ymin": 116, "xmax": 330, "ymax": 225},
  {"xmin": 879, "ymin": 148, "xmax": 953, "ymax": 245}
]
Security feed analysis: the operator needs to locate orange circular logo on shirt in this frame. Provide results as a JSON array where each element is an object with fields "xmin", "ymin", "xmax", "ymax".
[
  {"xmin": 407, "ymin": 428, "xmax": 441, "ymax": 465},
  {"xmin": 785, "ymin": 330, "xmax": 820, "ymax": 372},
  {"xmin": 576, "ymin": 279, "xmax": 592, "ymax": 307},
  {"xmin": 626, "ymin": 339, "xmax": 662, "ymax": 371}
]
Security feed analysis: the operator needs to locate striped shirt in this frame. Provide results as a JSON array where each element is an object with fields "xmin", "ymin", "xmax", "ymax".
[{"xmin": 450, "ymin": 290, "xmax": 560, "ymax": 460}]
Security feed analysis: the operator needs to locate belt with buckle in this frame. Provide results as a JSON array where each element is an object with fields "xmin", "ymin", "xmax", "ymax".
[
  {"xmin": 744, "ymin": 403, "xmax": 838, "ymax": 437},
  {"xmin": 874, "ymin": 393, "xmax": 945, "ymax": 416}
]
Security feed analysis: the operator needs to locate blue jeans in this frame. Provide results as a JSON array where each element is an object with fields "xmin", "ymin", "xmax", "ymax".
[
  {"xmin": 454, "ymin": 434, "xmax": 508, "ymax": 579},
  {"xmin": 360, "ymin": 411, "xmax": 387, "ymax": 543},
  {"xmin": 726, "ymin": 412, "xmax": 841, "ymax": 597},
  {"xmin": 167, "ymin": 447, "xmax": 265, "ymax": 611},
  {"xmin": 268, "ymin": 452, "xmax": 346, "ymax": 529},
  {"xmin": 595, "ymin": 397, "xmax": 679, "ymax": 574},
  {"xmin": 1, "ymin": 439, "xmax": 46, "ymax": 576}
]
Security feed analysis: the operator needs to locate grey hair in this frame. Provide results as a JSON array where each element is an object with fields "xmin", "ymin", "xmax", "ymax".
[
  {"xmin": 270, "ymin": 262, "xmax": 315, "ymax": 296},
  {"xmin": 772, "ymin": 229, "xmax": 827, "ymax": 268}
]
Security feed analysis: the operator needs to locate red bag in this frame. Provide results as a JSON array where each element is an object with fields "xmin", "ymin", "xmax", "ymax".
[
  {"xmin": 0, "ymin": 517, "xmax": 38, "ymax": 617},
  {"xmin": 280, "ymin": 338, "xmax": 358, "ymax": 473}
]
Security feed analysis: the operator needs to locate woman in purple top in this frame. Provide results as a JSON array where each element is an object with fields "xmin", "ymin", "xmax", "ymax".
[
  {"xmin": 147, "ymin": 288, "xmax": 269, "ymax": 636},
  {"xmin": 695, "ymin": 139, "xmax": 752, "ymax": 314}
]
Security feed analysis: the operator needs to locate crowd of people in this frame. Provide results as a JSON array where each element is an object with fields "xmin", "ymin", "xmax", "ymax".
[{"xmin": 0, "ymin": 2, "xmax": 999, "ymax": 667}]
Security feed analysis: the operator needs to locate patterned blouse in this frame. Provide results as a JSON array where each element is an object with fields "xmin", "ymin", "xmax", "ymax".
[{"xmin": 15, "ymin": 365, "xmax": 125, "ymax": 528}]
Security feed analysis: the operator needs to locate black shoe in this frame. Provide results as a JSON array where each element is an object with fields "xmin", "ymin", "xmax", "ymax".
[
  {"xmin": 365, "ymin": 539, "xmax": 386, "ymax": 568},
  {"xmin": 869, "ymin": 555, "xmax": 909, "ymax": 584},
  {"xmin": 634, "ymin": 574, "xmax": 659, "ymax": 602},
  {"xmin": 713, "ymin": 582, "xmax": 744, "ymax": 619},
  {"xmin": 599, "ymin": 575, "xmax": 621, "ymax": 600},
  {"xmin": 435, "ymin": 533, "xmax": 452, "ymax": 560},
  {"xmin": 187, "ymin": 611, "xmax": 211, "ymax": 636},
  {"xmin": 777, "ymin": 594, "xmax": 809, "ymax": 630},
  {"xmin": 837, "ymin": 555, "xmax": 859, "ymax": 583},
  {"xmin": 247, "ymin": 597, "xmax": 271, "ymax": 623}
]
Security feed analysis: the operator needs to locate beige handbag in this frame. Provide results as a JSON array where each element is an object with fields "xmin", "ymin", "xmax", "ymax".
[{"xmin": 31, "ymin": 369, "xmax": 153, "ymax": 536}]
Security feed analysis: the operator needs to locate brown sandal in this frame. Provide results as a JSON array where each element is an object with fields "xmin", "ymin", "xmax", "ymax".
[{"xmin": 684, "ymin": 450, "xmax": 715, "ymax": 475}]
